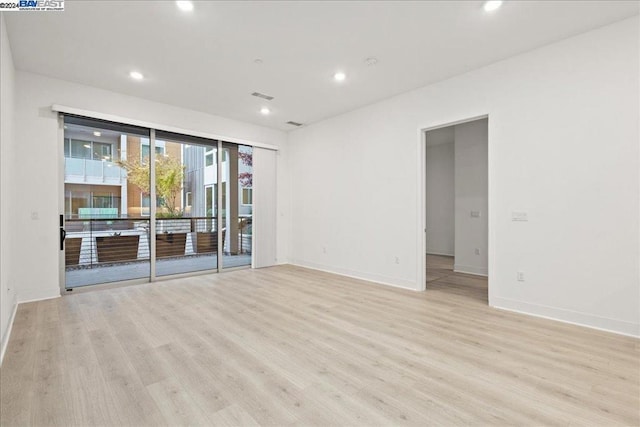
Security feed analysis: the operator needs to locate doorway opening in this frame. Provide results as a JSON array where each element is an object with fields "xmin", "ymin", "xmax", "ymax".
[{"xmin": 423, "ymin": 117, "xmax": 488, "ymax": 304}]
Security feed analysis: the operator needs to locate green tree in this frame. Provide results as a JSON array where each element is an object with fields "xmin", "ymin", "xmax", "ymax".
[{"xmin": 118, "ymin": 155, "xmax": 185, "ymax": 217}]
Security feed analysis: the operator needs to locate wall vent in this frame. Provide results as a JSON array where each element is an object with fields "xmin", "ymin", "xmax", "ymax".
[
  {"xmin": 286, "ymin": 121, "xmax": 303, "ymax": 127},
  {"xmin": 251, "ymin": 92, "xmax": 274, "ymax": 101}
]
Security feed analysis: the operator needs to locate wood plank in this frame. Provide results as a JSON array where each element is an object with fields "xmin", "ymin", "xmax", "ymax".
[{"xmin": 1, "ymin": 264, "xmax": 637, "ymax": 426}]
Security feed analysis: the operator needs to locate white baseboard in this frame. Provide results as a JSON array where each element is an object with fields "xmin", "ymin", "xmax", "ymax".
[
  {"xmin": 426, "ymin": 252, "xmax": 454, "ymax": 257},
  {"xmin": 289, "ymin": 259, "xmax": 418, "ymax": 291},
  {"xmin": 18, "ymin": 289, "xmax": 61, "ymax": 304},
  {"xmin": 491, "ymin": 296, "xmax": 640, "ymax": 338},
  {"xmin": 1, "ymin": 298, "xmax": 18, "ymax": 366},
  {"xmin": 1, "ymin": 291, "xmax": 61, "ymax": 366},
  {"xmin": 453, "ymin": 264, "xmax": 488, "ymax": 276}
]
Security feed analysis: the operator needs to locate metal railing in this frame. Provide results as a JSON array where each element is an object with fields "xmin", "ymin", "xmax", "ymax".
[
  {"xmin": 64, "ymin": 216, "xmax": 251, "ymax": 269},
  {"xmin": 64, "ymin": 218, "xmax": 150, "ymax": 268}
]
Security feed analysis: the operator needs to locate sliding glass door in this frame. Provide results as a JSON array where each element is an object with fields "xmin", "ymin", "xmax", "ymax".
[
  {"xmin": 153, "ymin": 132, "xmax": 220, "ymax": 277},
  {"xmin": 221, "ymin": 142, "xmax": 253, "ymax": 268},
  {"xmin": 63, "ymin": 117, "xmax": 151, "ymax": 288},
  {"xmin": 61, "ymin": 116, "xmax": 254, "ymax": 290}
]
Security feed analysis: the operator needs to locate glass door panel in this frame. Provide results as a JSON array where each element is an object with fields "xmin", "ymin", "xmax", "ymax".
[
  {"xmin": 63, "ymin": 118, "xmax": 151, "ymax": 288},
  {"xmin": 154, "ymin": 134, "xmax": 219, "ymax": 277},
  {"xmin": 221, "ymin": 142, "xmax": 253, "ymax": 268}
]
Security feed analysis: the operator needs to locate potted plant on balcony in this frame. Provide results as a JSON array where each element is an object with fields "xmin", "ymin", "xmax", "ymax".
[
  {"xmin": 196, "ymin": 212, "xmax": 225, "ymax": 255},
  {"xmin": 118, "ymin": 154, "xmax": 189, "ymax": 258},
  {"xmin": 65, "ymin": 237, "xmax": 83, "ymax": 266},
  {"xmin": 96, "ymin": 232, "xmax": 140, "ymax": 263}
]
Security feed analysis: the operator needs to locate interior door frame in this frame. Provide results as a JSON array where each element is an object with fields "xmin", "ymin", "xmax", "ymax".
[
  {"xmin": 217, "ymin": 140, "xmax": 224, "ymax": 270},
  {"xmin": 57, "ymin": 113, "xmax": 65, "ymax": 295},
  {"xmin": 417, "ymin": 114, "xmax": 492, "ymax": 298},
  {"xmin": 149, "ymin": 128, "xmax": 157, "ymax": 281}
]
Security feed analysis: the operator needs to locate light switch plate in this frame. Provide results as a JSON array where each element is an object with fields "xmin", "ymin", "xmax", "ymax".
[{"xmin": 511, "ymin": 211, "xmax": 528, "ymax": 222}]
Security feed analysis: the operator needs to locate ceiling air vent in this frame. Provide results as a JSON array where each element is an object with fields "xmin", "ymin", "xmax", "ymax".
[
  {"xmin": 251, "ymin": 92, "xmax": 274, "ymax": 101},
  {"xmin": 286, "ymin": 121, "xmax": 303, "ymax": 127}
]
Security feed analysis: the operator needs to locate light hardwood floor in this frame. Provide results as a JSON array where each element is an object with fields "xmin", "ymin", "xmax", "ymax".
[
  {"xmin": 1, "ymin": 265, "xmax": 638, "ymax": 426},
  {"xmin": 426, "ymin": 254, "xmax": 488, "ymax": 305}
]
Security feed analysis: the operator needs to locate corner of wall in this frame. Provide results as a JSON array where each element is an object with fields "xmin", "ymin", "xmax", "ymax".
[
  {"xmin": 0, "ymin": 11, "xmax": 19, "ymax": 365},
  {"xmin": 287, "ymin": 19, "xmax": 639, "ymax": 337},
  {"xmin": 0, "ymin": 293, "xmax": 18, "ymax": 366}
]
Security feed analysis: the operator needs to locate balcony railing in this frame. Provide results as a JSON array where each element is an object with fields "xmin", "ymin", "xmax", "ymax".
[
  {"xmin": 64, "ymin": 157, "xmax": 125, "ymax": 184},
  {"xmin": 64, "ymin": 217, "xmax": 251, "ymax": 269}
]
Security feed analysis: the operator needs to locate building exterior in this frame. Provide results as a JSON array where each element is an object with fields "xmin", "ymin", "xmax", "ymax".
[
  {"xmin": 64, "ymin": 128, "xmax": 253, "ymax": 223},
  {"xmin": 63, "ymin": 127, "xmax": 126, "ymax": 218}
]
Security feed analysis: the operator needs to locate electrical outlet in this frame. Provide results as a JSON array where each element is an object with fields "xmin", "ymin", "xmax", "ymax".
[
  {"xmin": 517, "ymin": 271, "xmax": 525, "ymax": 282},
  {"xmin": 395, "ymin": 257, "xmax": 400, "ymax": 264},
  {"xmin": 322, "ymin": 246, "xmax": 327, "ymax": 254},
  {"xmin": 474, "ymin": 248, "xmax": 480, "ymax": 255}
]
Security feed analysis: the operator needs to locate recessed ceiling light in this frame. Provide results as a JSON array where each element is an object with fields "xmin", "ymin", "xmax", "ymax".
[
  {"xmin": 176, "ymin": 1, "xmax": 194, "ymax": 12},
  {"xmin": 260, "ymin": 107, "xmax": 271, "ymax": 115},
  {"xmin": 483, "ymin": 1, "xmax": 503, "ymax": 12},
  {"xmin": 129, "ymin": 70, "xmax": 144, "ymax": 80},
  {"xmin": 334, "ymin": 71, "xmax": 346, "ymax": 82},
  {"xmin": 253, "ymin": 59, "xmax": 263, "ymax": 65},
  {"xmin": 93, "ymin": 131, "xmax": 101, "ymax": 137}
]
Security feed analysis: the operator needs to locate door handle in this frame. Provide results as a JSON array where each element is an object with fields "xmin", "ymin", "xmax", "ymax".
[{"xmin": 60, "ymin": 228, "xmax": 66, "ymax": 251}]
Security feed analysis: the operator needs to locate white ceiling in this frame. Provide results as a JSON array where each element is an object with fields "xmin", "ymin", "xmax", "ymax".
[{"xmin": 5, "ymin": 1, "xmax": 638, "ymax": 131}]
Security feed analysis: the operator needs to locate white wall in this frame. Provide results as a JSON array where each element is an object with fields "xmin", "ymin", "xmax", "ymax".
[
  {"xmin": 454, "ymin": 119, "xmax": 488, "ymax": 275},
  {"xmin": 288, "ymin": 17, "xmax": 639, "ymax": 336},
  {"xmin": 0, "ymin": 12, "xmax": 18, "ymax": 358},
  {"xmin": 253, "ymin": 148, "xmax": 278, "ymax": 268},
  {"xmin": 426, "ymin": 139, "xmax": 454, "ymax": 256},
  {"xmin": 11, "ymin": 71, "xmax": 290, "ymax": 302}
]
